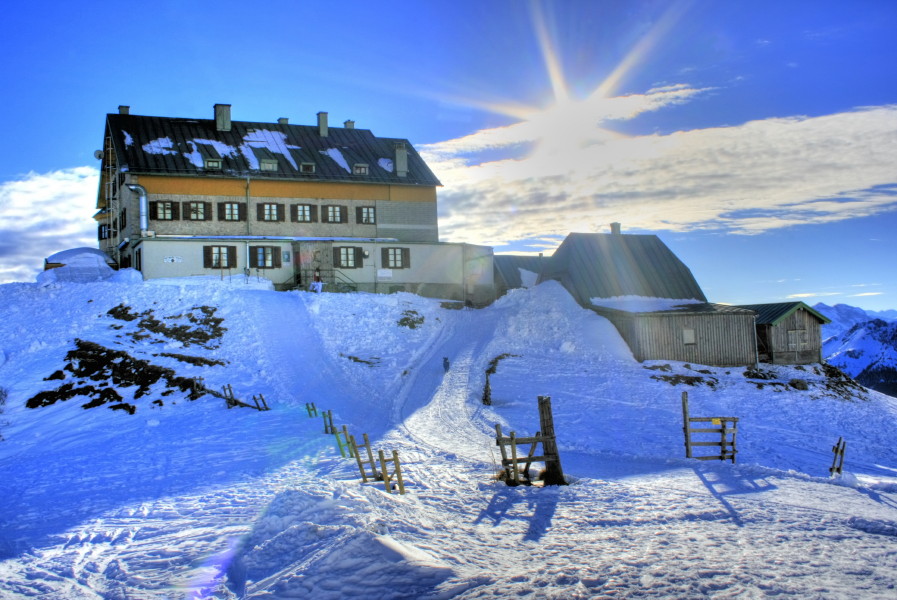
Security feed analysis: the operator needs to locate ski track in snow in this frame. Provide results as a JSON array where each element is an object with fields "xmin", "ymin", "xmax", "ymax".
[{"xmin": 1, "ymin": 280, "xmax": 897, "ymax": 598}]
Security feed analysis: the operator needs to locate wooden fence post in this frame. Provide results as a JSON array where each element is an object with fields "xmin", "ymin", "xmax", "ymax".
[
  {"xmin": 682, "ymin": 391, "xmax": 693, "ymax": 458},
  {"xmin": 537, "ymin": 395, "xmax": 566, "ymax": 486}
]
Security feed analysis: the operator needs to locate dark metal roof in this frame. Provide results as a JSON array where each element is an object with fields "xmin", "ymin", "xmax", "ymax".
[
  {"xmin": 736, "ymin": 302, "xmax": 831, "ymax": 325},
  {"xmin": 538, "ymin": 232, "xmax": 708, "ymax": 304},
  {"xmin": 494, "ymin": 254, "xmax": 546, "ymax": 289},
  {"xmin": 592, "ymin": 303, "xmax": 754, "ymax": 318},
  {"xmin": 105, "ymin": 113, "xmax": 441, "ymax": 187}
]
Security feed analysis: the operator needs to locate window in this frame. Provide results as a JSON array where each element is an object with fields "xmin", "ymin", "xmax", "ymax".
[
  {"xmin": 98, "ymin": 223, "xmax": 111, "ymax": 240},
  {"xmin": 683, "ymin": 328, "xmax": 696, "ymax": 345},
  {"xmin": 185, "ymin": 201, "xmax": 210, "ymax": 221},
  {"xmin": 357, "ymin": 206, "xmax": 376, "ymax": 224},
  {"xmin": 150, "ymin": 201, "xmax": 178, "ymax": 221},
  {"xmin": 291, "ymin": 203, "xmax": 317, "ymax": 223},
  {"xmin": 260, "ymin": 158, "xmax": 278, "ymax": 172},
  {"xmin": 382, "ymin": 247, "xmax": 410, "ymax": 269},
  {"xmin": 353, "ymin": 163, "xmax": 369, "ymax": 175},
  {"xmin": 300, "ymin": 162, "xmax": 316, "ymax": 174},
  {"xmin": 325, "ymin": 205, "xmax": 348, "ymax": 223},
  {"xmin": 334, "ymin": 246, "xmax": 362, "ymax": 269},
  {"xmin": 249, "ymin": 246, "xmax": 282, "ymax": 269},
  {"xmin": 203, "ymin": 245, "xmax": 237, "ymax": 269},
  {"xmin": 119, "ymin": 207, "xmax": 127, "ymax": 231},
  {"xmin": 257, "ymin": 203, "xmax": 283, "ymax": 222},
  {"xmin": 205, "ymin": 158, "xmax": 222, "ymax": 170},
  {"xmin": 217, "ymin": 202, "xmax": 246, "ymax": 221}
]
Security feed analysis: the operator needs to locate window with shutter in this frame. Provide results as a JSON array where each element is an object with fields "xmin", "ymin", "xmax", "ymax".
[
  {"xmin": 204, "ymin": 245, "xmax": 236, "ymax": 268},
  {"xmin": 357, "ymin": 206, "xmax": 376, "ymax": 224},
  {"xmin": 383, "ymin": 247, "xmax": 410, "ymax": 269},
  {"xmin": 219, "ymin": 202, "xmax": 244, "ymax": 221}
]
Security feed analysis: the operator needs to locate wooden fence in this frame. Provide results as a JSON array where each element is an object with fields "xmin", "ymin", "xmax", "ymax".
[
  {"xmin": 681, "ymin": 392, "xmax": 738, "ymax": 463},
  {"xmin": 494, "ymin": 395, "xmax": 565, "ymax": 486}
]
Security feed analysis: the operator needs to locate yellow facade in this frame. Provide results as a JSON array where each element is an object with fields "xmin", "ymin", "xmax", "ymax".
[{"xmin": 132, "ymin": 175, "xmax": 437, "ymax": 203}]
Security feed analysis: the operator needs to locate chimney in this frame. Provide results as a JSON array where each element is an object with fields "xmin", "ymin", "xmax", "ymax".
[
  {"xmin": 610, "ymin": 222, "xmax": 622, "ymax": 235},
  {"xmin": 214, "ymin": 103, "xmax": 232, "ymax": 132},
  {"xmin": 118, "ymin": 105, "xmax": 130, "ymax": 115},
  {"xmin": 317, "ymin": 111, "xmax": 329, "ymax": 137},
  {"xmin": 394, "ymin": 142, "xmax": 408, "ymax": 177},
  {"xmin": 278, "ymin": 117, "xmax": 289, "ymax": 125},
  {"xmin": 344, "ymin": 119, "xmax": 355, "ymax": 129}
]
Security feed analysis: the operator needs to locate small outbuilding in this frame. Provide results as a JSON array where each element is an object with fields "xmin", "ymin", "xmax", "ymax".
[
  {"xmin": 592, "ymin": 302, "xmax": 758, "ymax": 367},
  {"xmin": 736, "ymin": 302, "xmax": 831, "ymax": 365}
]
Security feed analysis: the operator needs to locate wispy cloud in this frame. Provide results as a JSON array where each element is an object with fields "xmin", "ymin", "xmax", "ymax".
[
  {"xmin": 422, "ymin": 103, "xmax": 897, "ymax": 247},
  {"xmin": 0, "ymin": 168, "xmax": 98, "ymax": 283},
  {"xmin": 787, "ymin": 292, "xmax": 842, "ymax": 299},
  {"xmin": 851, "ymin": 292, "xmax": 884, "ymax": 297}
]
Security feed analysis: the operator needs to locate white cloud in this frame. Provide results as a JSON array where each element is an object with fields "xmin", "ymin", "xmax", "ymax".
[
  {"xmin": 0, "ymin": 168, "xmax": 99, "ymax": 283},
  {"xmin": 423, "ymin": 104, "xmax": 897, "ymax": 246}
]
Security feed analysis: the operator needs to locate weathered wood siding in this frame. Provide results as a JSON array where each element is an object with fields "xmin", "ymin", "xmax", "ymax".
[
  {"xmin": 602, "ymin": 311, "xmax": 757, "ymax": 367},
  {"xmin": 766, "ymin": 309, "xmax": 823, "ymax": 365}
]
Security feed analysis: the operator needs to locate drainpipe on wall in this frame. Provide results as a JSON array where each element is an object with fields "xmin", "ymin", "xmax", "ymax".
[{"xmin": 126, "ymin": 184, "xmax": 149, "ymax": 234}]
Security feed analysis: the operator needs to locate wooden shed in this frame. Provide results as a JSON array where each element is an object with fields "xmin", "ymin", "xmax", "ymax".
[
  {"xmin": 592, "ymin": 303, "xmax": 758, "ymax": 367},
  {"xmin": 736, "ymin": 302, "xmax": 830, "ymax": 365}
]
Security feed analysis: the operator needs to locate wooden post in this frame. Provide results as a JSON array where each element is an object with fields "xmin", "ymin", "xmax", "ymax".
[
  {"xmin": 509, "ymin": 431, "xmax": 520, "ymax": 485},
  {"xmin": 392, "ymin": 450, "xmax": 405, "ymax": 494},
  {"xmin": 522, "ymin": 430, "xmax": 541, "ymax": 483},
  {"xmin": 537, "ymin": 395, "xmax": 566, "ymax": 486},
  {"xmin": 322, "ymin": 409, "xmax": 335, "ymax": 434},
  {"xmin": 681, "ymin": 391, "xmax": 693, "ymax": 459},
  {"xmin": 340, "ymin": 425, "xmax": 354, "ymax": 457},
  {"xmin": 378, "ymin": 449, "xmax": 392, "ymax": 493},
  {"xmin": 495, "ymin": 424, "xmax": 510, "ymax": 481}
]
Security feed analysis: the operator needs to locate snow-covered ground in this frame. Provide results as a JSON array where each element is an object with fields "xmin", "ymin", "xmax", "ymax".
[{"xmin": 1, "ymin": 275, "xmax": 897, "ymax": 599}]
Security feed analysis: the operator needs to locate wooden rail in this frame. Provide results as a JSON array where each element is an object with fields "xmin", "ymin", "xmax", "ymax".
[{"xmin": 681, "ymin": 391, "xmax": 737, "ymax": 463}]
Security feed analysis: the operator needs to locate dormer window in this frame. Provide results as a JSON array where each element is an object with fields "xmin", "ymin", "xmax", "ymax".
[
  {"xmin": 353, "ymin": 163, "xmax": 369, "ymax": 175},
  {"xmin": 300, "ymin": 163, "xmax": 316, "ymax": 174},
  {"xmin": 205, "ymin": 158, "xmax": 222, "ymax": 170},
  {"xmin": 260, "ymin": 158, "xmax": 278, "ymax": 172}
]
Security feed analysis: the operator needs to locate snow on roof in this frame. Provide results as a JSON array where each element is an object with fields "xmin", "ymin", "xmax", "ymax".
[
  {"xmin": 45, "ymin": 247, "xmax": 114, "ymax": 265},
  {"xmin": 591, "ymin": 295, "xmax": 705, "ymax": 312}
]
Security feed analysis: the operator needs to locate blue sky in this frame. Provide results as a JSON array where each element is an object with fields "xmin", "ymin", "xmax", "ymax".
[{"xmin": 1, "ymin": 0, "xmax": 895, "ymax": 311}]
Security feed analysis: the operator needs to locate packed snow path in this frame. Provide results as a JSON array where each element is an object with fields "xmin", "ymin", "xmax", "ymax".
[{"xmin": 1, "ymin": 280, "xmax": 897, "ymax": 598}]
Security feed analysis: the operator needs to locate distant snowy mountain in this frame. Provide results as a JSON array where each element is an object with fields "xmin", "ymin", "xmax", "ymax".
[{"xmin": 815, "ymin": 302, "xmax": 897, "ymax": 397}]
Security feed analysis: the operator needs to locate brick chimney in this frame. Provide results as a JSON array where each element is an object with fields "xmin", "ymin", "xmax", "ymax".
[
  {"xmin": 344, "ymin": 119, "xmax": 355, "ymax": 129},
  {"xmin": 610, "ymin": 222, "xmax": 622, "ymax": 235},
  {"xmin": 118, "ymin": 105, "xmax": 130, "ymax": 115}
]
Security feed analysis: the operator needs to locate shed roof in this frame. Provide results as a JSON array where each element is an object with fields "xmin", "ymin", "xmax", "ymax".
[
  {"xmin": 104, "ymin": 112, "xmax": 441, "ymax": 187},
  {"xmin": 592, "ymin": 302, "xmax": 754, "ymax": 318},
  {"xmin": 736, "ymin": 302, "xmax": 831, "ymax": 325},
  {"xmin": 538, "ymin": 232, "xmax": 707, "ymax": 305}
]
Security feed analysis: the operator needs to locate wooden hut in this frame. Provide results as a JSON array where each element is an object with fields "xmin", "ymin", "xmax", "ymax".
[
  {"xmin": 592, "ymin": 303, "xmax": 758, "ymax": 367},
  {"xmin": 736, "ymin": 302, "xmax": 830, "ymax": 365}
]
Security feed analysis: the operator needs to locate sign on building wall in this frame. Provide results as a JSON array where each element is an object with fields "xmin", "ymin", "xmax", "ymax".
[
  {"xmin": 163, "ymin": 256, "xmax": 183, "ymax": 263},
  {"xmin": 377, "ymin": 269, "xmax": 393, "ymax": 280}
]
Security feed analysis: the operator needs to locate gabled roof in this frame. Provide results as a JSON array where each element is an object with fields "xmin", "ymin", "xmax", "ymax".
[
  {"xmin": 538, "ymin": 232, "xmax": 707, "ymax": 305},
  {"xmin": 104, "ymin": 112, "xmax": 441, "ymax": 187},
  {"xmin": 592, "ymin": 302, "xmax": 754, "ymax": 318},
  {"xmin": 736, "ymin": 302, "xmax": 831, "ymax": 325}
]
